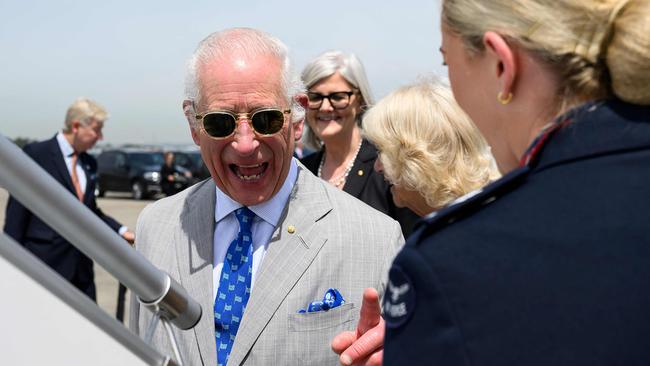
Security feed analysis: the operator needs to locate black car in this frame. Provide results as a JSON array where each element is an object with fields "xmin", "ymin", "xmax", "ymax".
[
  {"xmin": 173, "ymin": 150, "xmax": 211, "ymax": 183},
  {"xmin": 96, "ymin": 149, "xmax": 165, "ymax": 200}
]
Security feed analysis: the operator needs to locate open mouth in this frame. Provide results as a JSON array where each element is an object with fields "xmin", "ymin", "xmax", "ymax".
[
  {"xmin": 317, "ymin": 114, "xmax": 340, "ymax": 122},
  {"xmin": 230, "ymin": 163, "xmax": 268, "ymax": 182}
]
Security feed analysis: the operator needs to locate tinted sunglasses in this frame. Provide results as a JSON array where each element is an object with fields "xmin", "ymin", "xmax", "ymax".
[{"xmin": 195, "ymin": 108, "xmax": 291, "ymax": 139}]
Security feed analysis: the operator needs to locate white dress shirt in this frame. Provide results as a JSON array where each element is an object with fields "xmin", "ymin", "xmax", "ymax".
[
  {"xmin": 56, "ymin": 132, "xmax": 128, "ymax": 235},
  {"xmin": 56, "ymin": 132, "xmax": 87, "ymax": 191},
  {"xmin": 212, "ymin": 158, "xmax": 298, "ymax": 298}
]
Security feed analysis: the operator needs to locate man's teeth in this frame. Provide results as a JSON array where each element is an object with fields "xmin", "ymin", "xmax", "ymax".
[
  {"xmin": 238, "ymin": 173, "xmax": 261, "ymax": 180},
  {"xmin": 236, "ymin": 163, "xmax": 263, "ymax": 180}
]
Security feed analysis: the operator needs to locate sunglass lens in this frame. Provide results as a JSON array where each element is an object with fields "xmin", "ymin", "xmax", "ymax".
[
  {"xmin": 203, "ymin": 113, "xmax": 236, "ymax": 138},
  {"xmin": 252, "ymin": 110, "xmax": 285, "ymax": 135}
]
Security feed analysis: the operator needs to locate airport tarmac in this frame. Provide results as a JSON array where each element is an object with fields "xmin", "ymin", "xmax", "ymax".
[{"xmin": 0, "ymin": 188, "xmax": 152, "ymax": 327}]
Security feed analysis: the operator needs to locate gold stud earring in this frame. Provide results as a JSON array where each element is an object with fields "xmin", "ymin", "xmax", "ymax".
[{"xmin": 497, "ymin": 92, "xmax": 513, "ymax": 105}]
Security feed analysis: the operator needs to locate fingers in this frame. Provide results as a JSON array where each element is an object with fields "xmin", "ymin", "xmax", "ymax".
[
  {"xmin": 332, "ymin": 330, "xmax": 357, "ymax": 355},
  {"xmin": 339, "ymin": 317, "xmax": 385, "ymax": 365},
  {"xmin": 122, "ymin": 230, "xmax": 136, "ymax": 245},
  {"xmin": 357, "ymin": 288, "xmax": 381, "ymax": 335},
  {"xmin": 348, "ymin": 350, "xmax": 384, "ymax": 366},
  {"xmin": 332, "ymin": 288, "xmax": 385, "ymax": 366}
]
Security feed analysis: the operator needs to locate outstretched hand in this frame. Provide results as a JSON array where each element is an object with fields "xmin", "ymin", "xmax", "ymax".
[
  {"xmin": 331, "ymin": 288, "xmax": 385, "ymax": 366},
  {"xmin": 122, "ymin": 230, "xmax": 135, "ymax": 245}
]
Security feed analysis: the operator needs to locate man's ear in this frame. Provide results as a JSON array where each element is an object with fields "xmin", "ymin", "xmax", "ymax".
[
  {"xmin": 293, "ymin": 117, "xmax": 304, "ymax": 141},
  {"xmin": 70, "ymin": 120, "xmax": 81, "ymax": 133},
  {"xmin": 182, "ymin": 100, "xmax": 201, "ymax": 146},
  {"xmin": 292, "ymin": 94, "xmax": 308, "ymax": 141},
  {"xmin": 483, "ymin": 31, "xmax": 517, "ymax": 100},
  {"xmin": 294, "ymin": 93, "xmax": 308, "ymax": 109}
]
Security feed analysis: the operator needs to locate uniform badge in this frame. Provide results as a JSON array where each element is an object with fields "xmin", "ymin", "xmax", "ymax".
[{"xmin": 383, "ymin": 265, "xmax": 415, "ymax": 328}]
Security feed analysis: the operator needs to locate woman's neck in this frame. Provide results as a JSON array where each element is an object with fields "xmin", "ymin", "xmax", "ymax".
[
  {"xmin": 497, "ymin": 55, "xmax": 565, "ymax": 173},
  {"xmin": 323, "ymin": 126, "xmax": 362, "ymax": 165}
]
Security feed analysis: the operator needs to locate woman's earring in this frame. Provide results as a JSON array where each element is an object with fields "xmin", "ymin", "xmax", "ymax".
[{"xmin": 497, "ymin": 92, "xmax": 513, "ymax": 105}]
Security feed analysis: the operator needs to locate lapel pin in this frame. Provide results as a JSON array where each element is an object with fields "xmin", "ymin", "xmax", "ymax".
[
  {"xmin": 287, "ymin": 225, "xmax": 296, "ymax": 234},
  {"xmin": 357, "ymin": 169, "xmax": 364, "ymax": 176}
]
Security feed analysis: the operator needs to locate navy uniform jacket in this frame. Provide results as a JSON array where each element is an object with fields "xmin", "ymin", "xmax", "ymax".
[
  {"xmin": 383, "ymin": 99, "xmax": 650, "ymax": 365},
  {"xmin": 301, "ymin": 139, "xmax": 420, "ymax": 237},
  {"xmin": 4, "ymin": 135, "xmax": 122, "ymax": 300}
]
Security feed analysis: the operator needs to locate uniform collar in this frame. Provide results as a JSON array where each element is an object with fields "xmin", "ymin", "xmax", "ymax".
[{"xmin": 527, "ymin": 99, "xmax": 650, "ymax": 171}]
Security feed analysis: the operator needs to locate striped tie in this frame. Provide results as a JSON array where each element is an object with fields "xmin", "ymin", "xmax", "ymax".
[{"xmin": 214, "ymin": 207, "xmax": 255, "ymax": 366}]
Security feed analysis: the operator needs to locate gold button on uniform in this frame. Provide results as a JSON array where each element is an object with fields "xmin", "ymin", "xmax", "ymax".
[
  {"xmin": 357, "ymin": 170, "xmax": 364, "ymax": 176},
  {"xmin": 287, "ymin": 225, "xmax": 296, "ymax": 234}
]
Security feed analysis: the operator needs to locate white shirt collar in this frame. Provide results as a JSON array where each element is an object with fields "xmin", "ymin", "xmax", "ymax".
[
  {"xmin": 56, "ymin": 131, "xmax": 75, "ymax": 157},
  {"xmin": 215, "ymin": 158, "xmax": 298, "ymax": 226}
]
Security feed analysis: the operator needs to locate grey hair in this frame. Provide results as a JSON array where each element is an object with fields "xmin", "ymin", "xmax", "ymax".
[
  {"xmin": 184, "ymin": 28, "xmax": 305, "ymax": 128},
  {"xmin": 300, "ymin": 50, "xmax": 375, "ymax": 149},
  {"xmin": 63, "ymin": 97, "xmax": 108, "ymax": 132}
]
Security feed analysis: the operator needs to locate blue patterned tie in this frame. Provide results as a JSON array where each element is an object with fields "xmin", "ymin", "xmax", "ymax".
[{"xmin": 214, "ymin": 207, "xmax": 255, "ymax": 366}]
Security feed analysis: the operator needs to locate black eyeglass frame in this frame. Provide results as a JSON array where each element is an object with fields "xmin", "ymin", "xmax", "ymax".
[
  {"xmin": 195, "ymin": 107, "xmax": 291, "ymax": 139},
  {"xmin": 306, "ymin": 91, "xmax": 358, "ymax": 110}
]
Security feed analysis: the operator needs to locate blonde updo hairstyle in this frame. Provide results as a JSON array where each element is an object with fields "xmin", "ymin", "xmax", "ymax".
[
  {"xmin": 442, "ymin": 0, "xmax": 650, "ymax": 108},
  {"xmin": 363, "ymin": 79, "xmax": 500, "ymax": 209}
]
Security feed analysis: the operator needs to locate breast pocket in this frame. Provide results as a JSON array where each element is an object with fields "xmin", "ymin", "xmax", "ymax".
[{"xmin": 288, "ymin": 303, "xmax": 358, "ymax": 363}]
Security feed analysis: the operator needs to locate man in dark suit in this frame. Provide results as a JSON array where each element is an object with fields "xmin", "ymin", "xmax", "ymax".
[{"xmin": 4, "ymin": 97, "xmax": 134, "ymax": 301}]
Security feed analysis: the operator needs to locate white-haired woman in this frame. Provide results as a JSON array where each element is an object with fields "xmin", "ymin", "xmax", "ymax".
[
  {"xmin": 363, "ymin": 79, "xmax": 499, "ymax": 217},
  {"xmin": 300, "ymin": 50, "xmax": 419, "ymax": 236}
]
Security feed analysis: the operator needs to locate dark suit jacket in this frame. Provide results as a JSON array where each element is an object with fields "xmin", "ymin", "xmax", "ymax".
[
  {"xmin": 383, "ymin": 99, "xmax": 650, "ymax": 365},
  {"xmin": 301, "ymin": 139, "xmax": 419, "ymax": 237},
  {"xmin": 4, "ymin": 135, "xmax": 122, "ymax": 300}
]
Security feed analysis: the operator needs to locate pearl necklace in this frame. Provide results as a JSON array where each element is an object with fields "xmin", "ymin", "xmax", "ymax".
[{"xmin": 318, "ymin": 139, "xmax": 363, "ymax": 189}]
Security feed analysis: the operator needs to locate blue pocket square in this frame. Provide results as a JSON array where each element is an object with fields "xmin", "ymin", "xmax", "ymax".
[{"xmin": 298, "ymin": 288, "xmax": 345, "ymax": 313}]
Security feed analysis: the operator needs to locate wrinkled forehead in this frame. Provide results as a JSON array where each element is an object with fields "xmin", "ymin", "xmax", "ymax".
[{"xmin": 196, "ymin": 54, "xmax": 288, "ymax": 110}]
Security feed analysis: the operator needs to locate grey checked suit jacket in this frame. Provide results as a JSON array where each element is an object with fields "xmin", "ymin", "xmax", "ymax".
[{"xmin": 130, "ymin": 162, "xmax": 404, "ymax": 365}]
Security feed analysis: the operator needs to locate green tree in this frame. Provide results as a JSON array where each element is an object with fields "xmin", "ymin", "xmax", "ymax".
[{"xmin": 12, "ymin": 137, "xmax": 36, "ymax": 148}]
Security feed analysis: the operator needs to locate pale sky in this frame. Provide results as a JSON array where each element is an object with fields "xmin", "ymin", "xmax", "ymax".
[{"xmin": 1, "ymin": 0, "xmax": 446, "ymax": 145}]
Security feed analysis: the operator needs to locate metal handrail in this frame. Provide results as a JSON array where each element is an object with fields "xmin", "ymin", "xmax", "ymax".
[
  {"xmin": 0, "ymin": 232, "xmax": 177, "ymax": 366},
  {"xmin": 0, "ymin": 134, "xmax": 201, "ymax": 332}
]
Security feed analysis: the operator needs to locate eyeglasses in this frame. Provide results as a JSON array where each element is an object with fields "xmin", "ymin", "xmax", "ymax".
[
  {"xmin": 195, "ymin": 108, "xmax": 291, "ymax": 139},
  {"xmin": 306, "ymin": 91, "xmax": 356, "ymax": 110}
]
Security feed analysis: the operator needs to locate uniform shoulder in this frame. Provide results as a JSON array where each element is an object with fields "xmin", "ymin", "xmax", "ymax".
[{"xmin": 414, "ymin": 167, "xmax": 529, "ymax": 243}]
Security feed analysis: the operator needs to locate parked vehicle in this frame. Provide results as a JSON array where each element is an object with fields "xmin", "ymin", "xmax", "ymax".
[
  {"xmin": 173, "ymin": 150, "xmax": 211, "ymax": 183},
  {"xmin": 96, "ymin": 149, "xmax": 165, "ymax": 200}
]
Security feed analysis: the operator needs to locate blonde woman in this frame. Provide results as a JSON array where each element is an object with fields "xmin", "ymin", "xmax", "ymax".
[
  {"xmin": 363, "ymin": 79, "xmax": 499, "ymax": 217},
  {"xmin": 334, "ymin": 1, "xmax": 650, "ymax": 365}
]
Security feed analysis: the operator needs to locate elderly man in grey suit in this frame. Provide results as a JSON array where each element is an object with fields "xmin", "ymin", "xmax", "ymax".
[{"xmin": 130, "ymin": 27, "xmax": 404, "ymax": 366}]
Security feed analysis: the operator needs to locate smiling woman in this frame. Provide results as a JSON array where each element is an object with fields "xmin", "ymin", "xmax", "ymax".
[{"xmin": 300, "ymin": 50, "xmax": 420, "ymax": 236}]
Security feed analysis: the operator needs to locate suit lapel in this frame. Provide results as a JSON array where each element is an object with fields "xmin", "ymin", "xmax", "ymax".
[
  {"xmin": 228, "ymin": 165, "xmax": 332, "ymax": 365},
  {"xmin": 175, "ymin": 181, "xmax": 218, "ymax": 366},
  {"xmin": 48, "ymin": 136, "xmax": 76, "ymax": 194},
  {"xmin": 343, "ymin": 139, "xmax": 375, "ymax": 198},
  {"xmin": 79, "ymin": 153, "xmax": 93, "ymax": 204}
]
